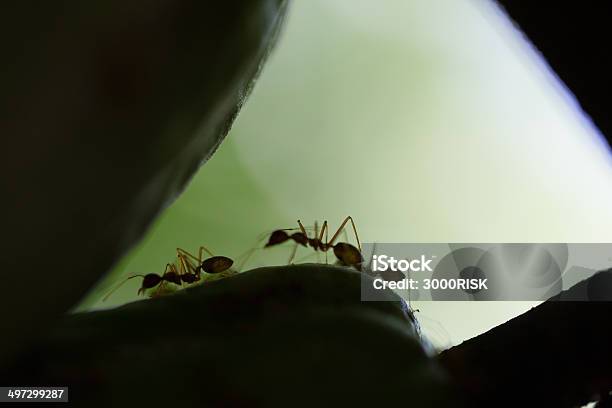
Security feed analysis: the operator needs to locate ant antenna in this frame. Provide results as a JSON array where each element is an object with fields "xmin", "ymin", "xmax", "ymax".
[
  {"xmin": 234, "ymin": 232, "xmax": 274, "ymax": 271},
  {"xmin": 297, "ymin": 220, "xmax": 307, "ymax": 235},
  {"xmin": 102, "ymin": 275, "xmax": 145, "ymax": 302},
  {"xmin": 227, "ymin": 229, "xmax": 286, "ymax": 272}
]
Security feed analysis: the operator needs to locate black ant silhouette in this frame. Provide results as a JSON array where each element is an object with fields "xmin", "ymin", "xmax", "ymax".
[
  {"xmin": 264, "ymin": 216, "xmax": 363, "ymax": 269},
  {"xmin": 103, "ymin": 246, "xmax": 234, "ymax": 301}
]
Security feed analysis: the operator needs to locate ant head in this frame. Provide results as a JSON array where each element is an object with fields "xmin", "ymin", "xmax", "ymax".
[
  {"xmin": 138, "ymin": 273, "xmax": 163, "ymax": 295},
  {"xmin": 181, "ymin": 273, "xmax": 198, "ymax": 284},
  {"xmin": 265, "ymin": 230, "xmax": 290, "ymax": 247},
  {"xmin": 333, "ymin": 243, "xmax": 363, "ymax": 268},
  {"xmin": 201, "ymin": 256, "xmax": 233, "ymax": 274},
  {"xmin": 163, "ymin": 271, "xmax": 182, "ymax": 285},
  {"xmin": 291, "ymin": 232, "xmax": 308, "ymax": 246}
]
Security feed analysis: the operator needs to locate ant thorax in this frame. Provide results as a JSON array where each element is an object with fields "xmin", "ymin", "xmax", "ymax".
[{"xmin": 308, "ymin": 238, "xmax": 327, "ymax": 251}]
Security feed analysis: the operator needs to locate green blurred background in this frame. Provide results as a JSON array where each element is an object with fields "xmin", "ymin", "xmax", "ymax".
[{"xmin": 79, "ymin": 0, "xmax": 612, "ymax": 349}]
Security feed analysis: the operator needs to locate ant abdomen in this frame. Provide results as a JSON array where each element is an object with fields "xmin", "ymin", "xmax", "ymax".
[
  {"xmin": 333, "ymin": 243, "xmax": 362, "ymax": 268},
  {"xmin": 200, "ymin": 256, "xmax": 233, "ymax": 274}
]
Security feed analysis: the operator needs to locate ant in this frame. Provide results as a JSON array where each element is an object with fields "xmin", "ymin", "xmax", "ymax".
[
  {"xmin": 103, "ymin": 246, "xmax": 234, "ymax": 301},
  {"xmin": 264, "ymin": 216, "xmax": 363, "ymax": 269}
]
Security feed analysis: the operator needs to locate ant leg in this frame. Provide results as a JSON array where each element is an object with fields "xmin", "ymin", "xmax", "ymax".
[
  {"xmin": 179, "ymin": 254, "xmax": 202, "ymax": 282},
  {"xmin": 326, "ymin": 223, "xmax": 329, "ymax": 264},
  {"xmin": 151, "ymin": 262, "xmax": 184, "ymax": 297},
  {"xmin": 318, "ymin": 221, "xmax": 328, "ymax": 242},
  {"xmin": 176, "ymin": 248, "xmax": 202, "ymax": 276},
  {"xmin": 342, "ymin": 228, "xmax": 349, "ymax": 243},
  {"xmin": 318, "ymin": 221, "xmax": 329, "ymax": 264},
  {"xmin": 172, "ymin": 259, "xmax": 190, "ymax": 280},
  {"xmin": 297, "ymin": 220, "xmax": 308, "ymax": 235},
  {"xmin": 328, "ymin": 216, "xmax": 362, "ymax": 252},
  {"xmin": 235, "ymin": 247, "xmax": 258, "ymax": 272},
  {"xmin": 152, "ymin": 279, "xmax": 166, "ymax": 297},
  {"xmin": 287, "ymin": 242, "xmax": 298, "ymax": 264},
  {"xmin": 177, "ymin": 247, "xmax": 217, "ymax": 275},
  {"xmin": 174, "ymin": 257, "xmax": 185, "ymax": 274},
  {"xmin": 177, "ymin": 258, "xmax": 195, "ymax": 283},
  {"xmin": 177, "ymin": 248, "xmax": 202, "ymax": 264},
  {"xmin": 176, "ymin": 246, "xmax": 216, "ymax": 265},
  {"xmin": 102, "ymin": 275, "xmax": 144, "ymax": 302},
  {"xmin": 235, "ymin": 231, "xmax": 275, "ymax": 271},
  {"xmin": 197, "ymin": 246, "xmax": 216, "ymax": 261},
  {"xmin": 175, "ymin": 255, "xmax": 187, "ymax": 276},
  {"xmin": 162, "ymin": 261, "xmax": 181, "ymax": 279},
  {"xmin": 313, "ymin": 220, "xmax": 320, "ymax": 263},
  {"xmin": 149, "ymin": 264, "xmax": 174, "ymax": 297}
]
